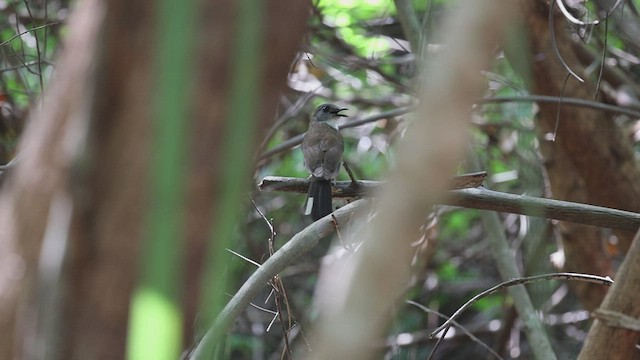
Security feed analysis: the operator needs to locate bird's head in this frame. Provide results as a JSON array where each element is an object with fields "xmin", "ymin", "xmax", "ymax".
[{"xmin": 312, "ymin": 103, "xmax": 348, "ymax": 123}]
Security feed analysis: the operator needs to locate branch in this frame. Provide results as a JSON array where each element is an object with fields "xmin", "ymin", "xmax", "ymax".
[
  {"xmin": 480, "ymin": 95, "xmax": 640, "ymax": 118},
  {"xmin": 186, "ymin": 199, "xmax": 369, "ymax": 360},
  {"xmin": 447, "ymin": 187, "xmax": 640, "ymax": 231},
  {"xmin": 591, "ymin": 309, "xmax": 640, "ymax": 332},
  {"xmin": 406, "ymin": 300, "xmax": 505, "ymax": 360},
  {"xmin": 430, "ymin": 273, "xmax": 613, "ymax": 337},
  {"xmin": 393, "ymin": 0, "xmax": 421, "ymax": 51},
  {"xmin": 258, "ymin": 171, "xmax": 487, "ymax": 195},
  {"xmin": 258, "ymin": 95, "xmax": 640, "ymax": 163},
  {"xmin": 578, "ymin": 229, "xmax": 640, "ymax": 359},
  {"xmin": 258, "ymin": 106, "xmax": 415, "ymax": 160},
  {"xmin": 258, "ymin": 176, "xmax": 640, "ymax": 231}
]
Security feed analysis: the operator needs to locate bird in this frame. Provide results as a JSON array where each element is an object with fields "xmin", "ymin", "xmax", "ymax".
[{"xmin": 301, "ymin": 103, "xmax": 347, "ymax": 221}]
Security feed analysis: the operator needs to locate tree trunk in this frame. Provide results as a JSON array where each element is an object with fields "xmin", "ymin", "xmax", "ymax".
[
  {"xmin": 0, "ymin": 0, "xmax": 309, "ymax": 358},
  {"xmin": 514, "ymin": 0, "xmax": 640, "ymax": 310},
  {"xmin": 578, "ymin": 231, "xmax": 640, "ymax": 360}
]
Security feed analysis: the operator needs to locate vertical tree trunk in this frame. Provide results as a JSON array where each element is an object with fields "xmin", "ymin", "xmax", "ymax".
[
  {"xmin": 514, "ymin": 0, "xmax": 640, "ymax": 310},
  {"xmin": 578, "ymin": 231, "xmax": 640, "ymax": 359},
  {"xmin": 0, "ymin": 0, "xmax": 309, "ymax": 358}
]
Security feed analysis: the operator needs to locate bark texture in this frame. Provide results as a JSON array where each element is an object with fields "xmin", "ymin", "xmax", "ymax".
[
  {"xmin": 578, "ymin": 231, "xmax": 640, "ymax": 360},
  {"xmin": 516, "ymin": 0, "xmax": 640, "ymax": 310},
  {"xmin": 0, "ymin": 0, "xmax": 309, "ymax": 358}
]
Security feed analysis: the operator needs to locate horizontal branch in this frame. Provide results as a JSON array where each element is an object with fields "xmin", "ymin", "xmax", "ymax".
[
  {"xmin": 258, "ymin": 171, "xmax": 487, "ymax": 196},
  {"xmin": 259, "ymin": 96, "xmax": 640, "ymax": 162},
  {"xmin": 480, "ymin": 95, "xmax": 640, "ymax": 119},
  {"xmin": 448, "ymin": 187, "xmax": 640, "ymax": 231},
  {"xmin": 259, "ymin": 106, "xmax": 415, "ymax": 160},
  {"xmin": 258, "ymin": 176, "xmax": 640, "ymax": 231}
]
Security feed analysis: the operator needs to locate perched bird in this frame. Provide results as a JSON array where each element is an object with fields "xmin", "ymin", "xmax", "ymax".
[{"xmin": 302, "ymin": 103, "xmax": 347, "ymax": 220}]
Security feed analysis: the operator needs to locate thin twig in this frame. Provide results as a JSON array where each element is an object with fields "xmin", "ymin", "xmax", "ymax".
[
  {"xmin": 0, "ymin": 60, "xmax": 50, "ymax": 74},
  {"xmin": 342, "ymin": 161, "xmax": 358, "ymax": 186},
  {"xmin": 250, "ymin": 196, "xmax": 293, "ymax": 359},
  {"xmin": 430, "ymin": 272, "xmax": 613, "ymax": 338},
  {"xmin": 393, "ymin": 0, "xmax": 421, "ymax": 52},
  {"xmin": 226, "ymin": 248, "xmax": 261, "ymax": 268},
  {"xmin": 0, "ymin": 22, "xmax": 61, "ymax": 48},
  {"xmin": 594, "ymin": 15, "xmax": 608, "ymax": 101},
  {"xmin": 552, "ymin": 73, "xmax": 571, "ymax": 141},
  {"xmin": 549, "ymin": 0, "xmax": 585, "ymax": 83},
  {"xmin": 260, "ymin": 94, "xmax": 640, "ymax": 162},
  {"xmin": 22, "ymin": 0, "xmax": 45, "ymax": 96},
  {"xmin": 406, "ymin": 300, "xmax": 505, "ymax": 360},
  {"xmin": 0, "ymin": 154, "xmax": 21, "ymax": 171},
  {"xmin": 555, "ymin": 0, "xmax": 600, "ymax": 25},
  {"xmin": 479, "ymin": 95, "xmax": 640, "ymax": 118},
  {"xmin": 259, "ymin": 106, "xmax": 415, "ymax": 160}
]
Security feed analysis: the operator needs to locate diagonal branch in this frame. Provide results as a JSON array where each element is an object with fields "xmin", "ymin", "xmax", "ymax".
[{"xmin": 186, "ymin": 199, "xmax": 368, "ymax": 359}]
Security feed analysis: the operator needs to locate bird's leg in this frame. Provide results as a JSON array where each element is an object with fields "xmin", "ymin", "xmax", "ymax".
[
  {"xmin": 331, "ymin": 214, "xmax": 347, "ymax": 251},
  {"xmin": 342, "ymin": 160, "xmax": 358, "ymax": 186}
]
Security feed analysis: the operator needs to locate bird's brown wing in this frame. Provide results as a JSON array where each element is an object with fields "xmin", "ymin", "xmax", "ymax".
[
  {"xmin": 320, "ymin": 127, "xmax": 344, "ymax": 180},
  {"xmin": 302, "ymin": 126, "xmax": 325, "ymax": 177},
  {"xmin": 302, "ymin": 123, "xmax": 344, "ymax": 180}
]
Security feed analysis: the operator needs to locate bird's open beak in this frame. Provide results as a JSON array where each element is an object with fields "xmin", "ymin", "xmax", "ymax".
[{"xmin": 336, "ymin": 108, "xmax": 348, "ymax": 117}]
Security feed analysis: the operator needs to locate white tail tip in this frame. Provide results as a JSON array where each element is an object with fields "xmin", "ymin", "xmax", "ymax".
[{"xmin": 304, "ymin": 197, "xmax": 314, "ymax": 215}]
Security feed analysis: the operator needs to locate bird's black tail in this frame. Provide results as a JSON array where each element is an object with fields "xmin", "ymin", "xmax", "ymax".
[{"xmin": 305, "ymin": 178, "xmax": 333, "ymax": 221}]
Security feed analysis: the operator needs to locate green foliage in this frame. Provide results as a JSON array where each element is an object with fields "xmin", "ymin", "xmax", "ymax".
[
  {"xmin": 6, "ymin": 0, "xmax": 637, "ymax": 358},
  {"xmin": 0, "ymin": 2, "xmax": 61, "ymax": 161},
  {"xmin": 472, "ymin": 294, "xmax": 503, "ymax": 312},
  {"xmin": 225, "ymin": 335, "xmax": 255, "ymax": 359},
  {"xmin": 437, "ymin": 261, "xmax": 459, "ymax": 280},
  {"xmin": 439, "ymin": 210, "xmax": 479, "ymax": 239},
  {"xmin": 315, "ymin": 0, "xmax": 396, "ymax": 57}
]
